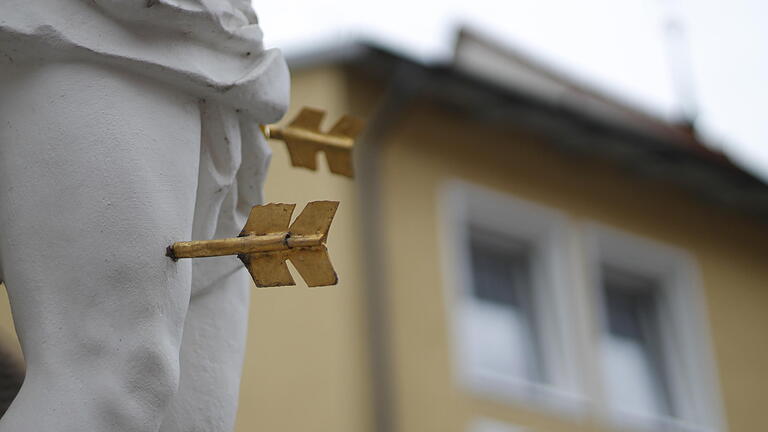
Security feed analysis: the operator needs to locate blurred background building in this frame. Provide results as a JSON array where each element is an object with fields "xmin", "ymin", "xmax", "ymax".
[
  {"xmin": 230, "ymin": 27, "xmax": 767, "ymax": 432},
  {"xmin": 1, "ymin": 2, "xmax": 768, "ymax": 432}
]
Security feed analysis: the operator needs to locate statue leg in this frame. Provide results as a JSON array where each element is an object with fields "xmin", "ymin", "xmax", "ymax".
[
  {"xmin": 159, "ymin": 268, "xmax": 251, "ymax": 432},
  {"xmin": 0, "ymin": 61, "xmax": 200, "ymax": 431},
  {"xmin": 161, "ymin": 101, "xmax": 270, "ymax": 432}
]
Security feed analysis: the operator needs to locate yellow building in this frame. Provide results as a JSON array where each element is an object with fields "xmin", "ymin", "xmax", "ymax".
[{"xmin": 3, "ymin": 29, "xmax": 768, "ymax": 432}]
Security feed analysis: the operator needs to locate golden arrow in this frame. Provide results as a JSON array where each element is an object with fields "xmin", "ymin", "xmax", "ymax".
[
  {"xmin": 262, "ymin": 107, "xmax": 365, "ymax": 178},
  {"xmin": 167, "ymin": 201, "xmax": 339, "ymax": 288}
]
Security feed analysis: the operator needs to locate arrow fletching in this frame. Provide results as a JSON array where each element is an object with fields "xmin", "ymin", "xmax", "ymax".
[
  {"xmin": 329, "ymin": 115, "xmax": 365, "ymax": 140},
  {"xmin": 289, "ymin": 107, "xmax": 325, "ymax": 131},
  {"xmin": 240, "ymin": 201, "xmax": 339, "ymax": 288},
  {"xmin": 240, "ymin": 203, "xmax": 295, "ymax": 236},
  {"xmin": 289, "ymin": 201, "xmax": 338, "ymax": 238},
  {"xmin": 241, "ymin": 251, "xmax": 295, "ymax": 288},
  {"xmin": 289, "ymin": 247, "xmax": 338, "ymax": 287},
  {"xmin": 267, "ymin": 107, "xmax": 364, "ymax": 178},
  {"xmin": 285, "ymin": 141, "xmax": 321, "ymax": 172}
]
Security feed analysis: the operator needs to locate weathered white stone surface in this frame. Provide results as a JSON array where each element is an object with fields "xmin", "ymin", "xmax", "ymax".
[
  {"xmin": 0, "ymin": 0, "xmax": 289, "ymax": 121},
  {"xmin": 0, "ymin": 1, "xmax": 289, "ymax": 431}
]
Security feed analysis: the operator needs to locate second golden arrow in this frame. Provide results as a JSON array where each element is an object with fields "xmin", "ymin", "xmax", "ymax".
[
  {"xmin": 167, "ymin": 201, "xmax": 339, "ymax": 288},
  {"xmin": 262, "ymin": 107, "xmax": 365, "ymax": 178}
]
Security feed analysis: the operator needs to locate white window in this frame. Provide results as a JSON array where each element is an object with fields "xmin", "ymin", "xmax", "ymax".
[
  {"xmin": 601, "ymin": 268, "xmax": 674, "ymax": 419},
  {"xmin": 440, "ymin": 182, "xmax": 723, "ymax": 430},
  {"xmin": 465, "ymin": 229, "xmax": 542, "ymax": 383},
  {"xmin": 440, "ymin": 180, "xmax": 583, "ymax": 415},
  {"xmin": 588, "ymin": 226, "xmax": 725, "ymax": 432}
]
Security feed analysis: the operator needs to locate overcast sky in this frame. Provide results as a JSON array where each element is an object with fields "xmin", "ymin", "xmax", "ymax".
[{"xmin": 255, "ymin": 0, "xmax": 768, "ymax": 179}]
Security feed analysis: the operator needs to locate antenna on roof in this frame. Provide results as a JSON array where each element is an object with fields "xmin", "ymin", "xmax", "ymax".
[{"xmin": 657, "ymin": 0, "xmax": 699, "ymax": 131}]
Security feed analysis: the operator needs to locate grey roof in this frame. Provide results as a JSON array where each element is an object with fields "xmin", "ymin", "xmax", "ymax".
[{"xmin": 287, "ymin": 29, "xmax": 768, "ymax": 220}]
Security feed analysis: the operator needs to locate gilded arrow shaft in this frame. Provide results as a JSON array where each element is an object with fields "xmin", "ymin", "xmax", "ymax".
[
  {"xmin": 166, "ymin": 200, "xmax": 339, "ymax": 287},
  {"xmin": 168, "ymin": 232, "xmax": 326, "ymax": 260},
  {"xmin": 269, "ymin": 127, "xmax": 354, "ymax": 149},
  {"xmin": 170, "ymin": 232, "xmax": 287, "ymax": 259}
]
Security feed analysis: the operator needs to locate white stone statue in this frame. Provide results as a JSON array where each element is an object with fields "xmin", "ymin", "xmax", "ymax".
[{"xmin": 0, "ymin": 1, "xmax": 289, "ymax": 430}]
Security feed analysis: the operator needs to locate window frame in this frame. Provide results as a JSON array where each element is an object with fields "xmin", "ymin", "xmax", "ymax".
[
  {"xmin": 585, "ymin": 225, "xmax": 725, "ymax": 432},
  {"xmin": 440, "ymin": 180, "xmax": 585, "ymax": 416}
]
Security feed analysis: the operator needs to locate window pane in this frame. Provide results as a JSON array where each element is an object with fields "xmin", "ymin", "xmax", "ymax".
[
  {"xmin": 601, "ymin": 268, "xmax": 674, "ymax": 418},
  {"xmin": 464, "ymin": 229, "xmax": 543, "ymax": 383}
]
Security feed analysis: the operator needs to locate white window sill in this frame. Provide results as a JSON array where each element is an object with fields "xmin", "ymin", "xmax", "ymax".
[
  {"xmin": 469, "ymin": 417, "xmax": 529, "ymax": 432},
  {"xmin": 462, "ymin": 370, "xmax": 588, "ymax": 420},
  {"xmin": 602, "ymin": 409, "xmax": 717, "ymax": 432}
]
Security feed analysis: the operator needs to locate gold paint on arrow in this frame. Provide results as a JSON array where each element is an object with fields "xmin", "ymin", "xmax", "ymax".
[
  {"xmin": 168, "ymin": 201, "xmax": 339, "ymax": 288},
  {"xmin": 261, "ymin": 107, "xmax": 365, "ymax": 178}
]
